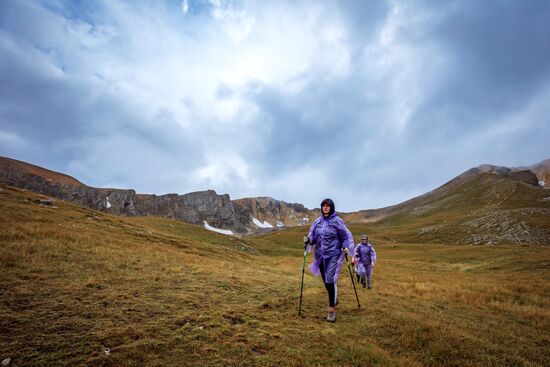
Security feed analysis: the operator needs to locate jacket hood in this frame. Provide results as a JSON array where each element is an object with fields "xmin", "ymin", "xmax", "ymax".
[{"xmin": 320, "ymin": 198, "xmax": 335, "ymax": 217}]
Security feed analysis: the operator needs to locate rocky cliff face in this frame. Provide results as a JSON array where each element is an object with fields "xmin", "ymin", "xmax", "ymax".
[
  {"xmin": 232, "ymin": 197, "xmax": 316, "ymax": 231},
  {"xmin": 134, "ymin": 190, "xmax": 243, "ymax": 231},
  {"xmin": 0, "ymin": 156, "xmax": 245, "ymax": 233}
]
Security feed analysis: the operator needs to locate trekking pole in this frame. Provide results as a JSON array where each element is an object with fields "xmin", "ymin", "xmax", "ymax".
[
  {"xmin": 344, "ymin": 253, "xmax": 361, "ymax": 308},
  {"xmin": 298, "ymin": 243, "xmax": 308, "ymax": 316}
]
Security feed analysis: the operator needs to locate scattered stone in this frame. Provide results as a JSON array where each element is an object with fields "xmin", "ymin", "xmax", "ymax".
[
  {"xmin": 463, "ymin": 208, "xmax": 550, "ymax": 245},
  {"xmin": 2, "ymin": 358, "xmax": 10, "ymax": 366},
  {"xmin": 102, "ymin": 347, "xmax": 110, "ymax": 356},
  {"xmin": 417, "ymin": 225, "xmax": 444, "ymax": 235},
  {"xmin": 33, "ymin": 199, "xmax": 56, "ymax": 206}
]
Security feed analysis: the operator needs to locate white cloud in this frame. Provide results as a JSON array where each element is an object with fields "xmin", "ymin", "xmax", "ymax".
[
  {"xmin": 258, "ymin": 165, "xmax": 333, "ymax": 210},
  {"xmin": 0, "ymin": 130, "xmax": 26, "ymax": 147},
  {"xmin": 191, "ymin": 153, "xmax": 254, "ymax": 191},
  {"xmin": 211, "ymin": 5, "xmax": 255, "ymax": 45},
  {"xmin": 360, "ymin": 1, "xmax": 448, "ymax": 135}
]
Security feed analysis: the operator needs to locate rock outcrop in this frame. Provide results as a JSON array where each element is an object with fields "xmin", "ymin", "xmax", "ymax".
[
  {"xmin": 134, "ymin": 190, "xmax": 243, "ymax": 231},
  {"xmin": 232, "ymin": 197, "xmax": 316, "ymax": 231},
  {"xmin": 527, "ymin": 159, "xmax": 550, "ymax": 188}
]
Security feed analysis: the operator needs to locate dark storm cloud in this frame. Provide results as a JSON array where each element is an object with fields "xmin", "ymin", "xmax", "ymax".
[
  {"xmin": 403, "ymin": 0, "xmax": 550, "ymax": 137},
  {"xmin": 242, "ymin": 76, "xmax": 369, "ymax": 168}
]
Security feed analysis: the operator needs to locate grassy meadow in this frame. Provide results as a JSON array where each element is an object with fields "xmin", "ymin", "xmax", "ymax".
[{"xmin": 1, "ymin": 185, "xmax": 549, "ymax": 366}]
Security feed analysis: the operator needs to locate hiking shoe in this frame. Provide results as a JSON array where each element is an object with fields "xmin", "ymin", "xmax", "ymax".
[
  {"xmin": 326, "ymin": 311, "xmax": 336, "ymax": 322},
  {"xmin": 362, "ymin": 283, "xmax": 366, "ymax": 288},
  {"xmin": 368, "ymin": 285, "xmax": 372, "ymax": 290}
]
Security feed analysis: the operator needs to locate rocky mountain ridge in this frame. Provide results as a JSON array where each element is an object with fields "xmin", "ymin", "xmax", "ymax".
[
  {"xmin": 1, "ymin": 155, "xmax": 549, "ymax": 244},
  {"xmin": 0, "ymin": 156, "xmax": 314, "ymax": 234}
]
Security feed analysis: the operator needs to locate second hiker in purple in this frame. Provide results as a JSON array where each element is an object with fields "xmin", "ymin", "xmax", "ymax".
[
  {"xmin": 354, "ymin": 234, "xmax": 377, "ymax": 289},
  {"xmin": 303, "ymin": 198, "xmax": 354, "ymax": 323}
]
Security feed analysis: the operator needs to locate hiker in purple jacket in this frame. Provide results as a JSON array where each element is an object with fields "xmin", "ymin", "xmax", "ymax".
[
  {"xmin": 354, "ymin": 234, "xmax": 377, "ymax": 289},
  {"xmin": 303, "ymin": 198, "xmax": 354, "ymax": 322}
]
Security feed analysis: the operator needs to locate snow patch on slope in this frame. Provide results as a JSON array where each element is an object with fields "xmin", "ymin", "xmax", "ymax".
[
  {"xmin": 252, "ymin": 217, "xmax": 273, "ymax": 228},
  {"xmin": 203, "ymin": 221, "xmax": 233, "ymax": 235}
]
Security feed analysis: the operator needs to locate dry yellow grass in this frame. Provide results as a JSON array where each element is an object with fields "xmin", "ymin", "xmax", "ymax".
[{"xmin": 1, "ymin": 185, "xmax": 549, "ymax": 366}]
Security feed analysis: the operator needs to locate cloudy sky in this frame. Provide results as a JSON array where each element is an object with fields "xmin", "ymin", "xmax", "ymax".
[{"xmin": 1, "ymin": 0, "xmax": 549, "ymax": 212}]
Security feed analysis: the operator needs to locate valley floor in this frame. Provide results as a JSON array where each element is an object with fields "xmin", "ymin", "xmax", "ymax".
[{"xmin": 1, "ymin": 186, "xmax": 549, "ymax": 366}]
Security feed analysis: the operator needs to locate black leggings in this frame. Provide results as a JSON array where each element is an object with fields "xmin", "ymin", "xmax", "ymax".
[{"xmin": 319, "ymin": 259, "xmax": 336, "ymax": 307}]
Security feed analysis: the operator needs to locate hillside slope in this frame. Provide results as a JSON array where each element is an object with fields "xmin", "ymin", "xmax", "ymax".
[
  {"xmin": 0, "ymin": 156, "xmax": 85, "ymax": 186},
  {"xmin": 344, "ymin": 165, "xmax": 550, "ymax": 245}
]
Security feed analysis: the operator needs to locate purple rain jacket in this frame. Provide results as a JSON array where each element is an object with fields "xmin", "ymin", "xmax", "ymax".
[
  {"xmin": 307, "ymin": 212, "xmax": 355, "ymax": 284},
  {"xmin": 354, "ymin": 242, "xmax": 377, "ymax": 275}
]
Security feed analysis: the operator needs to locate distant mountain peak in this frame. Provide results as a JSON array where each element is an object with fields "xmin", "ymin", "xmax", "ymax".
[{"xmin": 473, "ymin": 164, "xmax": 512, "ymax": 174}]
